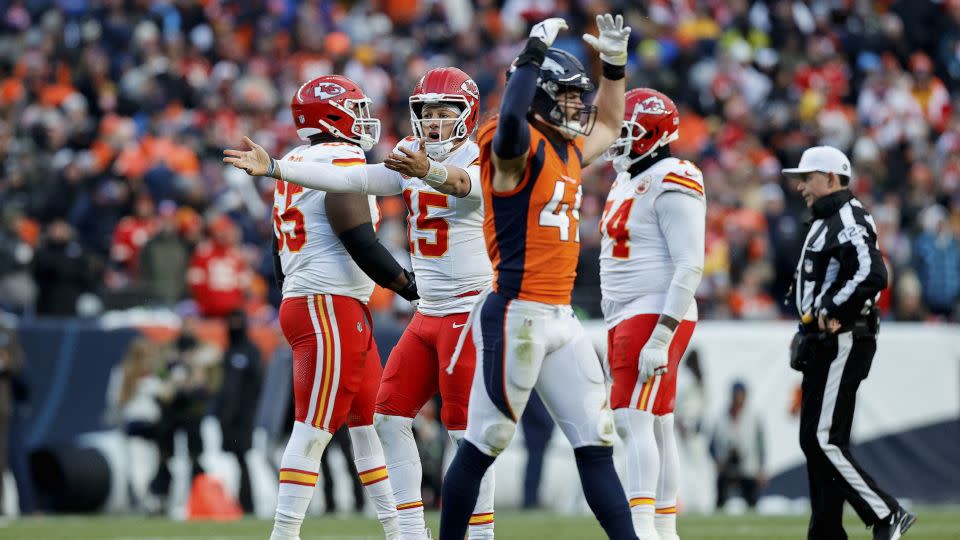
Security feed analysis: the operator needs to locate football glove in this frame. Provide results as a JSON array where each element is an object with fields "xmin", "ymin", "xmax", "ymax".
[
  {"xmin": 582, "ymin": 13, "xmax": 631, "ymax": 66},
  {"xmin": 638, "ymin": 323, "xmax": 673, "ymax": 381},
  {"xmin": 529, "ymin": 17, "xmax": 568, "ymax": 48}
]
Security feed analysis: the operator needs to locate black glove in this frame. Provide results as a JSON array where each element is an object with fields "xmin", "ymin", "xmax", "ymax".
[{"xmin": 396, "ymin": 270, "xmax": 419, "ymax": 302}]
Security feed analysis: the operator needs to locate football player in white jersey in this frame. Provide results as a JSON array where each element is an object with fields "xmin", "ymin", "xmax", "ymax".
[
  {"xmin": 225, "ymin": 75, "xmax": 423, "ymax": 540},
  {"xmin": 225, "ymin": 68, "xmax": 495, "ymax": 540},
  {"xmin": 598, "ymin": 88, "xmax": 705, "ymax": 540}
]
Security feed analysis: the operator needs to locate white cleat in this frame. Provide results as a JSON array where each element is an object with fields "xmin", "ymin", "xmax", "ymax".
[{"xmin": 638, "ymin": 529, "xmax": 662, "ymax": 540}]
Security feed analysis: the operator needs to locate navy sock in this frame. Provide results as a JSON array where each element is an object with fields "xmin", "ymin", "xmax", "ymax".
[
  {"xmin": 439, "ymin": 440, "xmax": 496, "ymax": 540},
  {"xmin": 574, "ymin": 445, "xmax": 638, "ymax": 540}
]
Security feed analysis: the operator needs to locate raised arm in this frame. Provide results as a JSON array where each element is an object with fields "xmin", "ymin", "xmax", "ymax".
[
  {"xmin": 581, "ymin": 14, "xmax": 631, "ymax": 165},
  {"xmin": 489, "ymin": 18, "xmax": 567, "ymax": 192},
  {"xmin": 223, "ymin": 137, "xmax": 402, "ymax": 195},
  {"xmin": 325, "ymin": 193, "xmax": 419, "ymax": 302}
]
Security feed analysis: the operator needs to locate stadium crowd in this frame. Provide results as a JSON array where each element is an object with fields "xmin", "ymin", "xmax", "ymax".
[{"xmin": 0, "ymin": 0, "xmax": 958, "ymax": 323}]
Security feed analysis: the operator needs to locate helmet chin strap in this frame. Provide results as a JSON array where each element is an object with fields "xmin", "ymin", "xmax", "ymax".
[
  {"xmin": 358, "ymin": 134, "xmax": 376, "ymax": 151},
  {"xmin": 424, "ymin": 140, "xmax": 454, "ymax": 159}
]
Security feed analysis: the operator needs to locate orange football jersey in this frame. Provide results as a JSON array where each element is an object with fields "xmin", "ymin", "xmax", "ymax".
[{"xmin": 477, "ymin": 117, "xmax": 584, "ymax": 305}]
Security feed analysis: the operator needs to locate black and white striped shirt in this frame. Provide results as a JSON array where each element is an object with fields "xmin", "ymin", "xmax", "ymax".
[{"xmin": 794, "ymin": 190, "xmax": 887, "ymax": 325}]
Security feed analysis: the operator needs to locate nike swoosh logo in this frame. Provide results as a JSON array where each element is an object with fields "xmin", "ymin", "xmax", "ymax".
[{"xmin": 452, "ymin": 323, "xmax": 467, "ymax": 329}]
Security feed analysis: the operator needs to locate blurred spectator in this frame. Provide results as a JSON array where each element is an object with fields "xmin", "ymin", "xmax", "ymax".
[
  {"xmin": 0, "ymin": 211, "xmax": 36, "ymax": 313},
  {"xmin": 413, "ymin": 397, "xmax": 446, "ymax": 509},
  {"xmin": 711, "ymin": 380, "xmax": 766, "ymax": 510},
  {"xmin": 147, "ymin": 323, "xmax": 218, "ymax": 511},
  {"xmin": 110, "ymin": 194, "xmax": 158, "ymax": 278},
  {"xmin": 186, "ymin": 216, "xmax": 251, "ymax": 318},
  {"xmin": 0, "ymin": 317, "xmax": 23, "ymax": 516},
  {"xmin": 106, "ymin": 337, "xmax": 164, "ymax": 510},
  {"xmin": 30, "ymin": 220, "xmax": 102, "ymax": 316},
  {"xmin": 139, "ymin": 200, "xmax": 190, "ymax": 306},
  {"xmin": 913, "ymin": 205, "xmax": 960, "ymax": 318},
  {"xmin": 216, "ymin": 310, "xmax": 262, "ymax": 514}
]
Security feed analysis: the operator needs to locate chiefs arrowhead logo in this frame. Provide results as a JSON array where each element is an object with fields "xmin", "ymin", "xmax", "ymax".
[
  {"xmin": 461, "ymin": 79, "xmax": 479, "ymax": 99},
  {"xmin": 636, "ymin": 96, "xmax": 669, "ymax": 115},
  {"xmin": 314, "ymin": 82, "xmax": 347, "ymax": 101}
]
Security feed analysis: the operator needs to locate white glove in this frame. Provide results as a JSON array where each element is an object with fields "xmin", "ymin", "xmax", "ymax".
[
  {"xmin": 638, "ymin": 324, "xmax": 673, "ymax": 382},
  {"xmin": 529, "ymin": 17, "xmax": 568, "ymax": 47},
  {"xmin": 582, "ymin": 13, "xmax": 631, "ymax": 66}
]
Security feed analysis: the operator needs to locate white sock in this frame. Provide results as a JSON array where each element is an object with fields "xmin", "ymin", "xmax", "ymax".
[
  {"xmin": 270, "ymin": 422, "xmax": 332, "ymax": 540},
  {"xmin": 375, "ymin": 414, "xmax": 426, "ymax": 536},
  {"xmin": 614, "ymin": 408, "xmax": 659, "ymax": 535},
  {"xmin": 449, "ymin": 429, "xmax": 496, "ymax": 540},
  {"xmin": 654, "ymin": 414, "xmax": 680, "ymax": 539},
  {"xmin": 350, "ymin": 424, "xmax": 400, "ymax": 540}
]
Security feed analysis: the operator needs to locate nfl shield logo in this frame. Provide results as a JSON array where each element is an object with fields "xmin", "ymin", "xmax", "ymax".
[
  {"xmin": 636, "ymin": 175, "xmax": 652, "ymax": 194},
  {"xmin": 804, "ymin": 258, "xmax": 813, "ymax": 273}
]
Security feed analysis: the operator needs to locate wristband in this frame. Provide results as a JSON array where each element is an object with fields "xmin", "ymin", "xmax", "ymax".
[
  {"xmin": 602, "ymin": 61, "xmax": 625, "ymax": 80},
  {"xmin": 267, "ymin": 158, "xmax": 278, "ymax": 179},
  {"xmin": 421, "ymin": 158, "xmax": 448, "ymax": 187},
  {"xmin": 515, "ymin": 38, "xmax": 549, "ymax": 68},
  {"xmin": 648, "ymin": 323, "xmax": 675, "ymax": 348}
]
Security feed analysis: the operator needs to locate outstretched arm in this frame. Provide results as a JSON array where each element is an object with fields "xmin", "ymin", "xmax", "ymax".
[
  {"xmin": 581, "ymin": 14, "xmax": 631, "ymax": 165},
  {"xmin": 223, "ymin": 137, "xmax": 402, "ymax": 195},
  {"xmin": 325, "ymin": 193, "xmax": 418, "ymax": 302}
]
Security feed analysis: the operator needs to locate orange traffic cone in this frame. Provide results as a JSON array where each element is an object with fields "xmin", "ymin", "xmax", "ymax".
[{"xmin": 185, "ymin": 473, "xmax": 244, "ymax": 521}]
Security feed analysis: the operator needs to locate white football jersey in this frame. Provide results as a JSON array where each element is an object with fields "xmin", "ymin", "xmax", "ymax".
[
  {"xmin": 394, "ymin": 137, "xmax": 492, "ymax": 316},
  {"xmin": 599, "ymin": 157, "xmax": 706, "ymax": 323},
  {"xmin": 274, "ymin": 143, "xmax": 380, "ymax": 303}
]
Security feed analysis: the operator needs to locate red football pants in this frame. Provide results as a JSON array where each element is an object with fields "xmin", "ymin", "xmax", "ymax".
[
  {"xmin": 608, "ymin": 314, "xmax": 696, "ymax": 415},
  {"xmin": 280, "ymin": 294, "xmax": 382, "ymax": 433},
  {"xmin": 375, "ymin": 311, "xmax": 476, "ymax": 430}
]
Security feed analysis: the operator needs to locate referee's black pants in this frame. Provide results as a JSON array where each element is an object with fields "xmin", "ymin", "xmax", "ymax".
[{"xmin": 798, "ymin": 331, "xmax": 899, "ymax": 539}]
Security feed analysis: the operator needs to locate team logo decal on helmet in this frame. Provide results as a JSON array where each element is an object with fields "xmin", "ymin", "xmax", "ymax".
[
  {"xmin": 637, "ymin": 96, "xmax": 670, "ymax": 115},
  {"xmin": 313, "ymin": 83, "xmax": 347, "ymax": 101}
]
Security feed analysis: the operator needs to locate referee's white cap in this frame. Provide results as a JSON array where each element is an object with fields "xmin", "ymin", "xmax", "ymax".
[{"xmin": 782, "ymin": 146, "xmax": 852, "ymax": 179}]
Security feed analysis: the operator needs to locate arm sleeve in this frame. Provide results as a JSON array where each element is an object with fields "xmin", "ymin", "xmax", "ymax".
[
  {"xmin": 655, "ymin": 191, "xmax": 706, "ymax": 321},
  {"xmin": 277, "ymin": 161, "xmax": 402, "ymax": 196},
  {"xmin": 822, "ymin": 210, "xmax": 888, "ymax": 323},
  {"xmin": 338, "ymin": 223, "xmax": 417, "ymax": 301},
  {"xmin": 492, "ymin": 39, "xmax": 547, "ymax": 159}
]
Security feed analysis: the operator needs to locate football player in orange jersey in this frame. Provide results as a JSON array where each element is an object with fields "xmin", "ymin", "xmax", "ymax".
[{"xmin": 438, "ymin": 15, "xmax": 638, "ymax": 540}]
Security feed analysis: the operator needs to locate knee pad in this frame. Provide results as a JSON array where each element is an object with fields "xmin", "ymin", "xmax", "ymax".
[
  {"xmin": 596, "ymin": 407, "xmax": 617, "ymax": 446},
  {"xmin": 288, "ymin": 421, "xmax": 333, "ymax": 462},
  {"xmin": 481, "ymin": 422, "xmax": 516, "ymax": 455}
]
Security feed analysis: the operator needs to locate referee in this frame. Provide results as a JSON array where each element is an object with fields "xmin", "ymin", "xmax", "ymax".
[{"xmin": 783, "ymin": 146, "xmax": 915, "ymax": 540}]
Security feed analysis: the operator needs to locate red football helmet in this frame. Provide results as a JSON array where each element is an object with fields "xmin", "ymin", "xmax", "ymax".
[
  {"xmin": 409, "ymin": 67, "xmax": 481, "ymax": 159},
  {"xmin": 291, "ymin": 75, "xmax": 381, "ymax": 150},
  {"xmin": 604, "ymin": 88, "xmax": 680, "ymax": 166}
]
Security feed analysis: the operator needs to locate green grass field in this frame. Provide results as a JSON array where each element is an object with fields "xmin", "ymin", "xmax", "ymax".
[{"xmin": 3, "ymin": 509, "xmax": 959, "ymax": 540}]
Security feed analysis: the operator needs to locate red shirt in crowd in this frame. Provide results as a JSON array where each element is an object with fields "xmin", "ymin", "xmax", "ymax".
[{"xmin": 186, "ymin": 240, "xmax": 251, "ymax": 318}]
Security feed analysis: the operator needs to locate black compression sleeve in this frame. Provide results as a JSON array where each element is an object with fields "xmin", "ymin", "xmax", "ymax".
[
  {"xmin": 338, "ymin": 223, "xmax": 418, "ymax": 301},
  {"xmin": 271, "ymin": 235, "xmax": 284, "ymax": 289}
]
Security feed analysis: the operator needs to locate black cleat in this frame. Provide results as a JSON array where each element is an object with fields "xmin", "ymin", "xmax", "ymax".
[{"xmin": 872, "ymin": 507, "xmax": 916, "ymax": 540}]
